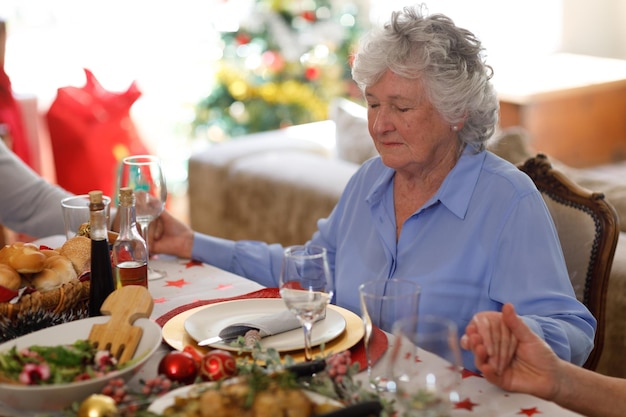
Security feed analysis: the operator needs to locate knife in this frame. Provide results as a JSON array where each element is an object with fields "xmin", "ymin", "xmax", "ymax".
[{"xmin": 197, "ymin": 335, "xmax": 238, "ymax": 346}]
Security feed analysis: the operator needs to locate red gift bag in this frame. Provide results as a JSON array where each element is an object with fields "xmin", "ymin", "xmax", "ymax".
[
  {"xmin": 0, "ymin": 67, "xmax": 32, "ymax": 167},
  {"xmin": 46, "ymin": 68, "xmax": 150, "ymax": 197}
]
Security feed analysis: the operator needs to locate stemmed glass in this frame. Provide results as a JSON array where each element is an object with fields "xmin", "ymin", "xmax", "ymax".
[
  {"xmin": 390, "ymin": 315, "xmax": 463, "ymax": 416},
  {"xmin": 359, "ymin": 279, "xmax": 421, "ymax": 392},
  {"xmin": 117, "ymin": 155, "xmax": 168, "ymax": 280},
  {"xmin": 279, "ymin": 245, "xmax": 334, "ymax": 361}
]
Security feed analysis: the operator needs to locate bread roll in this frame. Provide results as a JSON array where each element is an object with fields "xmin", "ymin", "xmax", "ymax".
[
  {"xmin": 0, "ymin": 242, "xmax": 46, "ymax": 274},
  {"xmin": 0, "ymin": 263, "xmax": 21, "ymax": 291},
  {"xmin": 77, "ymin": 222, "xmax": 119, "ymax": 244},
  {"xmin": 29, "ymin": 252, "xmax": 78, "ymax": 292},
  {"xmin": 59, "ymin": 236, "xmax": 91, "ymax": 275}
]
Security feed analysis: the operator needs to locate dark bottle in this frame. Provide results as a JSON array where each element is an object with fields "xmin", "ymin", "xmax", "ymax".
[
  {"xmin": 88, "ymin": 190, "xmax": 115, "ymax": 317},
  {"xmin": 112, "ymin": 187, "xmax": 148, "ymax": 288}
]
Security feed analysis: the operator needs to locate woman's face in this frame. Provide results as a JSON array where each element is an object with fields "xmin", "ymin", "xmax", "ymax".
[{"xmin": 365, "ymin": 70, "xmax": 459, "ymax": 175}]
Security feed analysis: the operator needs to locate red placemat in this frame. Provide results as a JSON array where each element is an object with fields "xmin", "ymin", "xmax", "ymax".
[{"xmin": 155, "ymin": 288, "xmax": 388, "ymax": 370}]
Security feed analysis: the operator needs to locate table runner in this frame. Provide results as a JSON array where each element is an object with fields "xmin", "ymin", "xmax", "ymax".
[{"xmin": 155, "ymin": 288, "xmax": 387, "ymax": 370}]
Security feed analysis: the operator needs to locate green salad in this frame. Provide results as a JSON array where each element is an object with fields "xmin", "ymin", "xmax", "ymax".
[{"xmin": 0, "ymin": 339, "xmax": 120, "ymax": 385}]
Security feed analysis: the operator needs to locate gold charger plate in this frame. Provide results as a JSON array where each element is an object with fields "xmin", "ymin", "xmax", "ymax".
[{"xmin": 161, "ymin": 301, "xmax": 364, "ymax": 362}]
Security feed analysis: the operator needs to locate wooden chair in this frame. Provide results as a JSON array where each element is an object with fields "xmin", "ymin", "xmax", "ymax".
[{"xmin": 518, "ymin": 154, "xmax": 620, "ymax": 370}]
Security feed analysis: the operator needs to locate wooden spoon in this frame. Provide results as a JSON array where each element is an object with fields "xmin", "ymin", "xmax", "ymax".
[{"xmin": 88, "ymin": 285, "xmax": 154, "ymax": 365}]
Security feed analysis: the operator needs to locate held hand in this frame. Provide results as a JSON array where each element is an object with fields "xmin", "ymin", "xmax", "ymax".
[
  {"xmin": 461, "ymin": 310, "xmax": 517, "ymax": 376},
  {"xmin": 461, "ymin": 303, "xmax": 561, "ymax": 400},
  {"xmin": 149, "ymin": 210, "xmax": 194, "ymax": 259}
]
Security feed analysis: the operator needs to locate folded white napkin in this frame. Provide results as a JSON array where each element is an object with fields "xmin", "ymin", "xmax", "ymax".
[{"xmin": 218, "ymin": 310, "xmax": 303, "ymax": 340}]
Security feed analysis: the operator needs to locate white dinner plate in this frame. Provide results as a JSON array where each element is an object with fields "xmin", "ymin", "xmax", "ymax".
[
  {"xmin": 147, "ymin": 380, "xmax": 342, "ymax": 414},
  {"xmin": 184, "ymin": 299, "xmax": 346, "ymax": 352}
]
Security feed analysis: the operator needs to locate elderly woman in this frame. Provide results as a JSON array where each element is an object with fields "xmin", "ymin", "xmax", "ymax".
[{"xmin": 151, "ymin": 5, "xmax": 595, "ymax": 371}]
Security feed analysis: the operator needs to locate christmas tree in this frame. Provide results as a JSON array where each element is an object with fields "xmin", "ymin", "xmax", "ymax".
[{"xmin": 193, "ymin": 0, "xmax": 365, "ymax": 141}]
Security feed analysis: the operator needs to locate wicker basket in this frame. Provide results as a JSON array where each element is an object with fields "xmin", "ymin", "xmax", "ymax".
[{"xmin": 0, "ymin": 280, "xmax": 90, "ymax": 342}]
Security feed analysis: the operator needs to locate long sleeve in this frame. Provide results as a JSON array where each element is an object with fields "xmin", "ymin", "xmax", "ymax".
[{"xmin": 0, "ymin": 140, "xmax": 72, "ymax": 237}]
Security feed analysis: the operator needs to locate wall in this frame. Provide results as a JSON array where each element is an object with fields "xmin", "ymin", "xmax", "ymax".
[{"xmin": 561, "ymin": 0, "xmax": 626, "ymax": 60}]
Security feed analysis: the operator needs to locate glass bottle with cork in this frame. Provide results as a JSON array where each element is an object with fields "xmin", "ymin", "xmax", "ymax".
[
  {"xmin": 112, "ymin": 186, "xmax": 148, "ymax": 288},
  {"xmin": 88, "ymin": 190, "xmax": 115, "ymax": 317}
]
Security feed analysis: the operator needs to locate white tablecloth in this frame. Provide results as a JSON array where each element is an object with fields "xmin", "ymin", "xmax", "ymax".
[{"xmin": 0, "ymin": 237, "xmax": 583, "ymax": 416}]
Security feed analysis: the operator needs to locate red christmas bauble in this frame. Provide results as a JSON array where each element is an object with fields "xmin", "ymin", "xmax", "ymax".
[
  {"xmin": 200, "ymin": 350, "xmax": 237, "ymax": 381},
  {"xmin": 158, "ymin": 351, "xmax": 198, "ymax": 385}
]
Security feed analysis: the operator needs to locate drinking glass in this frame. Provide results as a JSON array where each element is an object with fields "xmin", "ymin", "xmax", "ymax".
[
  {"xmin": 390, "ymin": 315, "xmax": 463, "ymax": 417},
  {"xmin": 61, "ymin": 194, "xmax": 111, "ymax": 240},
  {"xmin": 358, "ymin": 279, "xmax": 421, "ymax": 392},
  {"xmin": 279, "ymin": 245, "xmax": 334, "ymax": 361},
  {"xmin": 117, "ymin": 155, "xmax": 167, "ymax": 280}
]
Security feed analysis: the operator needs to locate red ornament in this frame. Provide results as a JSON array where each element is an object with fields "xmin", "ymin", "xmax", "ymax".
[
  {"xmin": 301, "ymin": 10, "xmax": 316, "ymax": 22},
  {"xmin": 200, "ymin": 350, "xmax": 237, "ymax": 381},
  {"xmin": 235, "ymin": 33, "xmax": 251, "ymax": 45},
  {"xmin": 304, "ymin": 66, "xmax": 320, "ymax": 81},
  {"xmin": 158, "ymin": 351, "xmax": 198, "ymax": 385}
]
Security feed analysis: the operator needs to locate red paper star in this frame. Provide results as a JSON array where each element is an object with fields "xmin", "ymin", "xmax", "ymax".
[
  {"xmin": 153, "ymin": 297, "xmax": 167, "ymax": 304},
  {"xmin": 165, "ymin": 279, "xmax": 191, "ymax": 288},
  {"xmin": 454, "ymin": 397, "xmax": 479, "ymax": 411},
  {"xmin": 462, "ymin": 369, "xmax": 483, "ymax": 379},
  {"xmin": 184, "ymin": 260, "xmax": 203, "ymax": 268},
  {"xmin": 518, "ymin": 407, "xmax": 541, "ymax": 416},
  {"xmin": 215, "ymin": 283, "xmax": 233, "ymax": 290}
]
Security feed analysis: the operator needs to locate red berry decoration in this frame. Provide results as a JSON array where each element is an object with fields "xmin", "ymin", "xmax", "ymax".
[
  {"xmin": 158, "ymin": 351, "xmax": 198, "ymax": 385},
  {"xmin": 200, "ymin": 350, "xmax": 237, "ymax": 382}
]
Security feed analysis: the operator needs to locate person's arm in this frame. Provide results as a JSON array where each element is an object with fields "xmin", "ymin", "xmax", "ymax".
[
  {"xmin": 149, "ymin": 209, "xmax": 194, "ymax": 259},
  {"xmin": 0, "ymin": 140, "xmax": 72, "ymax": 237},
  {"xmin": 150, "ymin": 209, "xmax": 285, "ymax": 288},
  {"xmin": 462, "ymin": 303, "xmax": 626, "ymax": 417}
]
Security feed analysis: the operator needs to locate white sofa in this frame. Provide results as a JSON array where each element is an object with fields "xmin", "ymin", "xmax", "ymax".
[{"xmin": 188, "ymin": 98, "xmax": 626, "ymax": 378}]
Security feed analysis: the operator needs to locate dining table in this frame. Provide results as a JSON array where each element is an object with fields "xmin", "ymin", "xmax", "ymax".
[{"xmin": 0, "ymin": 235, "xmax": 584, "ymax": 417}]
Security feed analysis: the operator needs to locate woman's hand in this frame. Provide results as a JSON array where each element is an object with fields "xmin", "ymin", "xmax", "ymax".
[
  {"xmin": 461, "ymin": 309, "xmax": 518, "ymax": 376},
  {"xmin": 461, "ymin": 303, "xmax": 562, "ymax": 400},
  {"xmin": 149, "ymin": 209, "xmax": 194, "ymax": 259}
]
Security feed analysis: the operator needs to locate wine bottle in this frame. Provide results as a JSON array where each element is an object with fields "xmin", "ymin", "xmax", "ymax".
[
  {"xmin": 112, "ymin": 187, "xmax": 148, "ymax": 288},
  {"xmin": 88, "ymin": 190, "xmax": 115, "ymax": 317}
]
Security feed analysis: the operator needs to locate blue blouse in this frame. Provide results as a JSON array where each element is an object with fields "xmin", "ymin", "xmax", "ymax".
[{"xmin": 192, "ymin": 148, "xmax": 595, "ymax": 370}]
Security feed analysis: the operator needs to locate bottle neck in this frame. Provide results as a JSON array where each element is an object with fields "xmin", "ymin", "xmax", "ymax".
[
  {"xmin": 118, "ymin": 203, "xmax": 138, "ymax": 238},
  {"xmin": 89, "ymin": 204, "xmax": 108, "ymax": 241}
]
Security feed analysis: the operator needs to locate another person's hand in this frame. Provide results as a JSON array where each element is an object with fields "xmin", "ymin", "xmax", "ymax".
[
  {"xmin": 461, "ymin": 309, "xmax": 517, "ymax": 376},
  {"xmin": 149, "ymin": 209, "xmax": 194, "ymax": 259},
  {"xmin": 461, "ymin": 303, "xmax": 561, "ymax": 400}
]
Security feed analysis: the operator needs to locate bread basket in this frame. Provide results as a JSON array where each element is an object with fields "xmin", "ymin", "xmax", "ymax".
[{"xmin": 0, "ymin": 279, "xmax": 90, "ymax": 343}]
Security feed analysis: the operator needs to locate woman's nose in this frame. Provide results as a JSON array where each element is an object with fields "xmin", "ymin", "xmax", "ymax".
[{"xmin": 371, "ymin": 108, "xmax": 394, "ymax": 135}]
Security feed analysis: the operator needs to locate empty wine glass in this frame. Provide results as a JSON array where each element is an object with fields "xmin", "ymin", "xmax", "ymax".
[
  {"xmin": 359, "ymin": 279, "xmax": 421, "ymax": 392},
  {"xmin": 279, "ymin": 245, "xmax": 334, "ymax": 361},
  {"xmin": 117, "ymin": 155, "xmax": 167, "ymax": 280},
  {"xmin": 390, "ymin": 315, "xmax": 463, "ymax": 417}
]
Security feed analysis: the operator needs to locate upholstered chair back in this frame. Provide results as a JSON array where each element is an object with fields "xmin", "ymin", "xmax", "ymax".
[{"xmin": 519, "ymin": 154, "xmax": 620, "ymax": 370}]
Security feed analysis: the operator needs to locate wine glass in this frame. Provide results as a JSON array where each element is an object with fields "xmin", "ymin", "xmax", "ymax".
[
  {"xmin": 359, "ymin": 279, "xmax": 421, "ymax": 392},
  {"xmin": 390, "ymin": 315, "xmax": 463, "ymax": 417},
  {"xmin": 279, "ymin": 245, "xmax": 334, "ymax": 361},
  {"xmin": 117, "ymin": 155, "xmax": 168, "ymax": 280}
]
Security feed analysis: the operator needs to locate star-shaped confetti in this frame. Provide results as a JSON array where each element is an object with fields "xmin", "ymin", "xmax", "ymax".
[
  {"xmin": 215, "ymin": 283, "xmax": 234, "ymax": 291},
  {"xmin": 184, "ymin": 260, "xmax": 203, "ymax": 268},
  {"xmin": 153, "ymin": 297, "xmax": 167, "ymax": 304},
  {"xmin": 165, "ymin": 278, "xmax": 191, "ymax": 288},
  {"xmin": 518, "ymin": 407, "xmax": 541, "ymax": 416},
  {"xmin": 454, "ymin": 397, "xmax": 479, "ymax": 411},
  {"xmin": 462, "ymin": 369, "xmax": 483, "ymax": 379}
]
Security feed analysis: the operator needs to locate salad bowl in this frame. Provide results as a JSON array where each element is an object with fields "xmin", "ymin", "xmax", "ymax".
[{"xmin": 0, "ymin": 315, "xmax": 162, "ymax": 412}]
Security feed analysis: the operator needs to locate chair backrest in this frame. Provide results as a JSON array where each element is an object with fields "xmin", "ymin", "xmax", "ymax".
[{"xmin": 518, "ymin": 154, "xmax": 620, "ymax": 370}]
